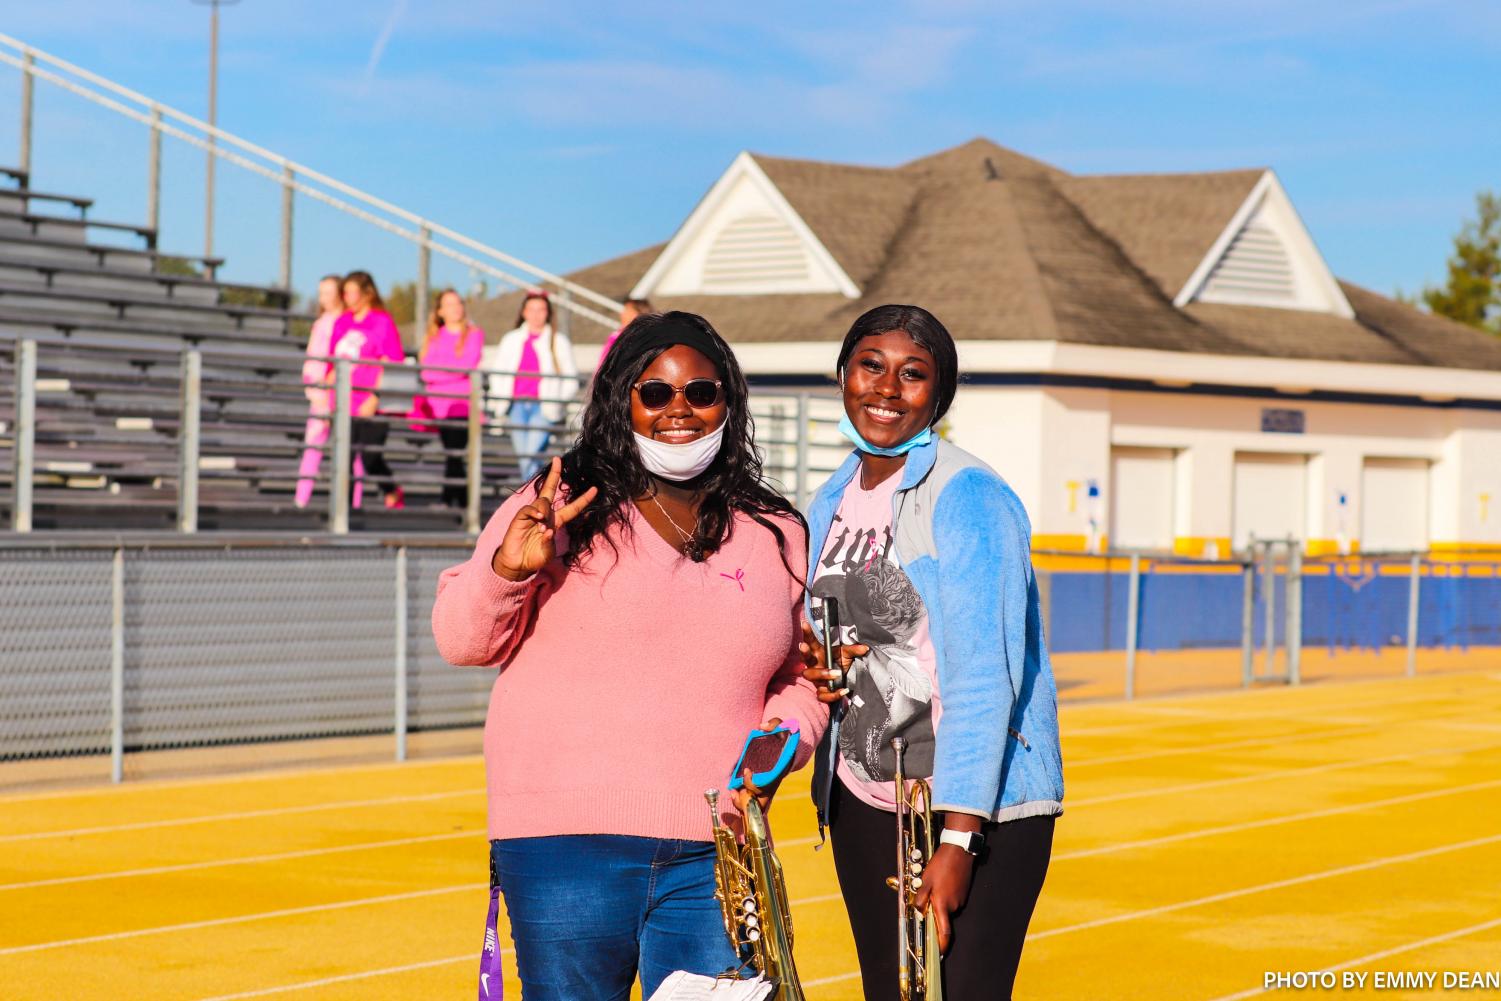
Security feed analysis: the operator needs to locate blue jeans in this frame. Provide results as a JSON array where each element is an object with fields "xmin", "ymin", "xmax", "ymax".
[
  {"xmin": 508, "ymin": 398, "xmax": 550, "ymax": 481},
  {"xmin": 491, "ymin": 836, "xmax": 736, "ymax": 1001}
]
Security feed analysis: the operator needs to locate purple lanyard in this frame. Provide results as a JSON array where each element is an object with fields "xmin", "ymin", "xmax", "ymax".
[{"xmin": 478, "ymin": 880, "xmax": 504, "ymax": 1000}]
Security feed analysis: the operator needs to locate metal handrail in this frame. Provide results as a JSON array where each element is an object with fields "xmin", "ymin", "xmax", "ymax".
[{"xmin": 0, "ymin": 32, "xmax": 622, "ymax": 329}]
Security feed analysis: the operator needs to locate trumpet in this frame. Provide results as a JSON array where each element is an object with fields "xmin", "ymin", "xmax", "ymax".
[
  {"xmin": 705, "ymin": 788, "xmax": 806, "ymax": 1000},
  {"xmin": 889, "ymin": 737, "xmax": 943, "ymax": 1001}
]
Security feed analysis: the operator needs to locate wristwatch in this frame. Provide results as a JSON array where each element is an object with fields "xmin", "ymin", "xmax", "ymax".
[{"xmin": 938, "ymin": 828, "xmax": 985, "ymax": 856}]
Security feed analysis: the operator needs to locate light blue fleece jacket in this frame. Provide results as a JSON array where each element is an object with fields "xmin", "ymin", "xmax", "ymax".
[{"xmin": 807, "ymin": 437, "xmax": 1064, "ymax": 825}]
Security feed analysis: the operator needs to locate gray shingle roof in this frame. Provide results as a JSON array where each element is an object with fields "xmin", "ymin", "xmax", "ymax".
[{"xmin": 480, "ymin": 138, "xmax": 1501, "ymax": 373}]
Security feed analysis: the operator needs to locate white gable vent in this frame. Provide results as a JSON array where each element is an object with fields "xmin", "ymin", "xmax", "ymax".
[
  {"xmin": 1176, "ymin": 171, "xmax": 1354, "ymax": 318},
  {"xmin": 701, "ymin": 214, "xmax": 810, "ymax": 291},
  {"xmin": 634, "ymin": 152, "xmax": 860, "ymax": 299},
  {"xmin": 1198, "ymin": 215, "xmax": 1297, "ymax": 307}
]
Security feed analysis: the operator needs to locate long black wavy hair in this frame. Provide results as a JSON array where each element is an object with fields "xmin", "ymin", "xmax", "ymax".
[{"xmin": 543, "ymin": 311, "xmax": 807, "ymax": 578}]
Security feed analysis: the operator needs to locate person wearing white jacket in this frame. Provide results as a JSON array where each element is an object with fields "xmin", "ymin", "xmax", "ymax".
[{"xmin": 483, "ymin": 290, "xmax": 581, "ymax": 481}]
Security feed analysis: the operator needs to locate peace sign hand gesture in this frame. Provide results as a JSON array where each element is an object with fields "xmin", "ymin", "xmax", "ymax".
[{"xmin": 491, "ymin": 457, "xmax": 598, "ymax": 582}]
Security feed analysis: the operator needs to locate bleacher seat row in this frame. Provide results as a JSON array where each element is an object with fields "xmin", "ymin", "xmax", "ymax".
[{"xmin": 0, "ymin": 168, "xmax": 551, "ymax": 533}]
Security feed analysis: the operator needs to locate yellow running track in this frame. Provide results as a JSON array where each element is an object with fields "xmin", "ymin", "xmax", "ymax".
[{"xmin": 4, "ymin": 670, "xmax": 1501, "ymax": 1000}]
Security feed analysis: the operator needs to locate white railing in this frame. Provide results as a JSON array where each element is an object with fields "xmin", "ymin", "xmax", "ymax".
[{"xmin": 0, "ymin": 32, "xmax": 622, "ymax": 331}]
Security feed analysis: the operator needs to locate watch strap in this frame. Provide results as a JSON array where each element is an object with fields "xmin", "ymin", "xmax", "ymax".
[{"xmin": 938, "ymin": 827, "xmax": 984, "ymax": 855}]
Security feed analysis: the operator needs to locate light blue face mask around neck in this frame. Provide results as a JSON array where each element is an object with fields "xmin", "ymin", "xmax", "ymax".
[{"xmin": 836, "ymin": 412, "xmax": 934, "ymax": 457}]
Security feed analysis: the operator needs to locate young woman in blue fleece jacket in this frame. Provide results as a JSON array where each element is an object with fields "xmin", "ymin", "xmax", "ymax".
[{"xmin": 801, "ymin": 303, "xmax": 1064, "ymax": 1000}]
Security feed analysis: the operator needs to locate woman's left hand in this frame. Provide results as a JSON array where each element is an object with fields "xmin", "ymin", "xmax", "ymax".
[
  {"xmin": 912, "ymin": 844, "xmax": 976, "ymax": 954},
  {"xmin": 734, "ymin": 717, "xmax": 784, "ymax": 816}
]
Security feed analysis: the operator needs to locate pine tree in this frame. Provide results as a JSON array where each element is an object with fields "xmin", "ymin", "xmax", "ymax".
[{"xmin": 1422, "ymin": 192, "xmax": 1500, "ymax": 335}]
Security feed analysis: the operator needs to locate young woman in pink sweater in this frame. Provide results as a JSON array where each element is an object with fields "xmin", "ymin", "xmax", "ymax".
[
  {"xmin": 411, "ymin": 289, "xmax": 484, "ymax": 508},
  {"xmin": 432, "ymin": 311, "xmax": 827, "ymax": 1000}
]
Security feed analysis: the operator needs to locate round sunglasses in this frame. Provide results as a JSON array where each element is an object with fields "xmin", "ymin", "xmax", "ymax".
[{"xmin": 632, "ymin": 378, "xmax": 723, "ymax": 411}]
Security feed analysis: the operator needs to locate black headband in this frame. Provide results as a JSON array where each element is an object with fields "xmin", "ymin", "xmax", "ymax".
[{"xmin": 628, "ymin": 313, "xmax": 728, "ymax": 375}]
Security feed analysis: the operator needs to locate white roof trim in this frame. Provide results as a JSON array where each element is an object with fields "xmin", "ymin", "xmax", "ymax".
[
  {"xmin": 729, "ymin": 339, "xmax": 1501, "ymax": 401},
  {"xmin": 1173, "ymin": 170, "xmax": 1354, "ymax": 319},
  {"xmin": 630, "ymin": 151, "xmax": 860, "ymax": 300}
]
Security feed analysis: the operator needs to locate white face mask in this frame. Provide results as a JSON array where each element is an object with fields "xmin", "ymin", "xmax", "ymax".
[{"xmin": 634, "ymin": 423, "xmax": 726, "ymax": 482}]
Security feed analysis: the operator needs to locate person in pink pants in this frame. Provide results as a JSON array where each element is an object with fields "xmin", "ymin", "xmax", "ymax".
[{"xmin": 294, "ymin": 276, "xmax": 364, "ymax": 507}]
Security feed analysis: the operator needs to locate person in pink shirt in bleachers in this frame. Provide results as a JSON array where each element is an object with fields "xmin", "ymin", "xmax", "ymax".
[
  {"xmin": 599, "ymin": 296, "xmax": 653, "ymax": 365},
  {"xmin": 411, "ymin": 289, "xmax": 484, "ymax": 508},
  {"xmin": 330, "ymin": 271, "xmax": 407, "ymax": 509}
]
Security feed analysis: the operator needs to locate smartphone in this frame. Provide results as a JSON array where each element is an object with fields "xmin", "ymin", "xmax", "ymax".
[
  {"xmin": 727, "ymin": 719, "xmax": 801, "ymax": 793},
  {"xmin": 821, "ymin": 596, "xmax": 844, "ymax": 691}
]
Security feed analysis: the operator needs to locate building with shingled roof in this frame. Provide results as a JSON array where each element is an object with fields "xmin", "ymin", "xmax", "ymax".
[{"xmin": 478, "ymin": 138, "xmax": 1501, "ymax": 556}]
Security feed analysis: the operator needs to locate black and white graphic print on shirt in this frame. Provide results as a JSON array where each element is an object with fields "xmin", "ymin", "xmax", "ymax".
[{"xmin": 811, "ymin": 483, "xmax": 938, "ymax": 788}]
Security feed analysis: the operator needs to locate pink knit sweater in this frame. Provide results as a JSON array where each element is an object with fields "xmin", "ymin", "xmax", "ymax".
[{"xmin": 432, "ymin": 487, "xmax": 827, "ymax": 842}]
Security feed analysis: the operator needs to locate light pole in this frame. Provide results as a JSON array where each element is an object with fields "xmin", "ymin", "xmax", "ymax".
[{"xmin": 192, "ymin": 0, "xmax": 239, "ymax": 262}]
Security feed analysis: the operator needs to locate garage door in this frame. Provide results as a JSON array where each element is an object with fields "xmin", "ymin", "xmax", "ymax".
[
  {"xmin": 1110, "ymin": 447, "xmax": 1175, "ymax": 550},
  {"xmin": 1233, "ymin": 452, "xmax": 1306, "ymax": 550},
  {"xmin": 1362, "ymin": 457, "xmax": 1429, "ymax": 552}
]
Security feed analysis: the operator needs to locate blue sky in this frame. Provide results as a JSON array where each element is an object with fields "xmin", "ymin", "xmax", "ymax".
[{"xmin": 3, "ymin": 1, "xmax": 1497, "ymax": 305}]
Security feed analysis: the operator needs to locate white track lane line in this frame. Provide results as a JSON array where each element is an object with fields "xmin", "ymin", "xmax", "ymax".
[
  {"xmin": 0, "ymin": 788, "xmax": 481, "ymax": 844},
  {"xmin": 0, "ymin": 829, "xmax": 484, "ymax": 892},
  {"xmin": 776, "ymin": 773, "xmax": 1501, "ymax": 854},
  {"xmin": 1054, "ymin": 776, "xmax": 1501, "ymax": 861},
  {"xmin": 803, "ymin": 971, "xmax": 863, "ymax": 987},
  {"xmin": 1204, "ymin": 914, "xmax": 1501, "ymax": 1001},
  {"xmin": 1027, "ymin": 830, "xmax": 1501, "ymax": 941},
  {"xmin": 1066, "ymin": 700, "xmax": 1495, "ymax": 768},
  {"xmin": 180, "ymin": 894, "xmax": 848, "ymax": 1000},
  {"xmin": 0, "ymin": 753, "xmax": 482, "ymax": 805},
  {"xmin": 0, "ymin": 882, "xmax": 484, "ymax": 956},
  {"xmin": 1067, "ymin": 739, "xmax": 1501, "ymax": 808},
  {"xmin": 189, "ymin": 953, "xmax": 482, "ymax": 1001}
]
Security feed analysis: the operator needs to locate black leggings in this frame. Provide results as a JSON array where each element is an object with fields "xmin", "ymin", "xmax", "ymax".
[
  {"xmin": 828, "ymin": 777, "xmax": 1054, "ymax": 1001},
  {"xmin": 437, "ymin": 423, "xmax": 468, "ymax": 507},
  {"xmin": 352, "ymin": 418, "xmax": 396, "ymax": 499}
]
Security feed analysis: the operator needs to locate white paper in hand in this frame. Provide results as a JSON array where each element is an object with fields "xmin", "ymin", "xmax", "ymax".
[{"xmin": 646, "ymin": 971, "xmax": 775, "ymax": 1001}]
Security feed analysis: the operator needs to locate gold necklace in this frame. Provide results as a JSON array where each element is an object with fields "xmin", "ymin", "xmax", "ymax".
[{"xmin": 647, "ymin": 491, "xmax": 704, "ymax": 560}]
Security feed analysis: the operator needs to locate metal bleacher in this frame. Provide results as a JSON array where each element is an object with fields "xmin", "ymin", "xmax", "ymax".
[{"xmin": 0, "ymin": 164, "xmax": 568, "ymax": 533}]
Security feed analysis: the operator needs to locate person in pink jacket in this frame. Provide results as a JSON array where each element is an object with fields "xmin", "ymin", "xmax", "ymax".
[
  {"xmin": 411, "ymin": 289, "xmax": 484, "ymax": 507},
  {"xmin": 431, "ymin": 311, "xmax": 828, "ymax": 1001},
  {"xmin": 293, "ymin": 275, "xmax": 347, "ymax": 509}
]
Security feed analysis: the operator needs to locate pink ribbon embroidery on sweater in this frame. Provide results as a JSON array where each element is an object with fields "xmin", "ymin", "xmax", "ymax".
[{"xmin": 720, "ymin": 569, "xmax": 746, "ymax": 592}]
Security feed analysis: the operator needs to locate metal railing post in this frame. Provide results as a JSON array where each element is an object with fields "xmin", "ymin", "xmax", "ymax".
[
  {"xmin": 146, "ymin": 105, "xmax": 162, "ymax": 236},
  {"xmin": 1287, "ymin": 544, "xmax": 1302, "ymax": 685},
  {"xmin": 794, "ymin": 393, "xmax": 810, "ymax": 510},
  {"xmin": 1124, "ymin": 554, "xmax": 1141, "ymax": 700},
  {"xmin": 1264, "ymin": 543, "xmax": 1278, "ymax": 680},
  {"xmin": 466, "ymin": 378, "xmax": 483, "ymax": 535},
  {"xmin": 279, "ymin": 165, "xmax": 294, "ymax": 291},
  {"xmin": 329, "ymin": 358, "xmax": 352, "ymax": 534},
  {"xmin": 12, "ymin": 339, "xmax": 36, "ymax": 533},
  {"xmin": 1406, "ymin": 554, "xmax": 1422, "ymax": 678},
  {"xmin": 18, "ymin": 49, "xmax": 33, "ymax": 178},
  {"xmin": 394, "ymin": 545, "xmax": 408, "ymax": 762},
  {"xmin": 110, "ymin": 546, "xmax": 125, "ymax": 784},
  {"xmin": 415, "ymin": 225, "xmax": 431, "ymax": 343},
  {"xmin": 1240, "ymin": 555, "xmax": 1255, "ymax": 687},
  {"xmin": 177, "ymin": 349, "xmax": 201, "ymax": 533}
]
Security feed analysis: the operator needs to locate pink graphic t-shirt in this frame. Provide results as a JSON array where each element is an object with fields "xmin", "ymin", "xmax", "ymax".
[{"xmin": 811, "ymin": 470, "xmax": 940, "ymax": 812}]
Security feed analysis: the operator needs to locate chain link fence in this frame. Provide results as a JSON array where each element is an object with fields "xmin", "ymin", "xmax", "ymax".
[
  {"xmin": 0, "ymin": 539, "xmax": 484, "ymax": 782},
  {"xmin": 4, "ymin": 538, "xmax": 1497, "ymax": 785}
]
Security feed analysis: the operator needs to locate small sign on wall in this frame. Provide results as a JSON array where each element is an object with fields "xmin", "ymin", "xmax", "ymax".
[{"xmin": 1261, "ymin": 408, "xmax": 1306, "ymax": 434}]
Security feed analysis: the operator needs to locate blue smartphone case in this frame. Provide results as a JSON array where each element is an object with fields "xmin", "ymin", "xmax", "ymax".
[{"xmin": 727, "ymin": 719, "xmax": 801, "ymax": 792}]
